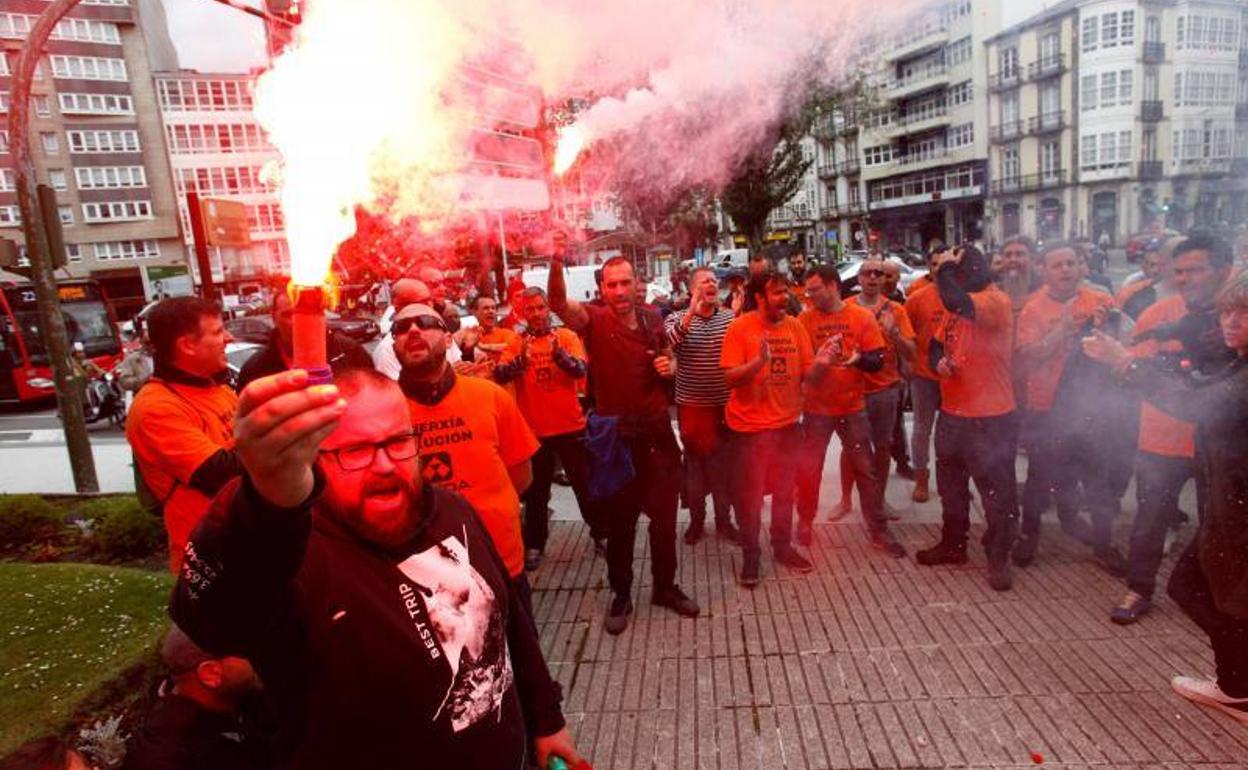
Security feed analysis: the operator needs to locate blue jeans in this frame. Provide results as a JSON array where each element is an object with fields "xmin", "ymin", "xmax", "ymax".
[
  {"xmin": 731, "ymin": 424, "xmax": 801, "ymax": 560},
  {"xmin": 909, "ymin": 377, "xmax": 941, "ymax": 472},
  {"xmin": 797, "ymin": 411, "xmax": 884, "ymax": 531}
]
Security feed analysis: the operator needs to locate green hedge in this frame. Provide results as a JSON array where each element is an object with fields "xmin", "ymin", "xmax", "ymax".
[
  {"xmin": 73, "ymin": 498, "xmax": 165, "ymax": 562},
  {"xmin": 0, "ymin": 495, "xmax": 64, "ymax": 550}
]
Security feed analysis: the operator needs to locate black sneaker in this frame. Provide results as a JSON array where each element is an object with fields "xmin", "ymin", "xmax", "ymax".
[
  {"xmin": 915, "ymin": 540, "xmax": 968, "ymax": 566},
  {"xmin": 604, "ymin": 595, "xmax": 633, "ymax": 635},
  {"xmin": 739, "ymin": 553, "xmax": 761, "ymax": 588},
  {"xmin": 1110, "ymin": 591, "xmax": 1152, "ymax": 625},
  {"xmin": 1093, "ymin": 545, "xmax": 1127, "ymax": 577},
  {"xmin": 869, "ymin": 530, "xmax": 907, "ymax": 558},
  {"xmin": 524, "ymin": 548, "xmax": 544, "ymax": 572},
  {"xmin": 1012, "ymin": 535, "xmax": 1038, "ymax": 568},
  {"xmin": 987, "ymin": 560, "xmax": 1013, "ymax": 591},
  {"xmin": 593, "ymin": 537, "xmax": 608, "ymax": 559},
  {"xmin": 774, "ymin": 545, "xmax": 814, "ymax": 573},
  {"xmin": 683, "ymin": 519, "xmax": 705, "ymax": 546},
  {"xmin": 716, "ymin": 521, "xmax": 741, "ymax": 544},
  {"xmin": 796, "ymin": 520, "xmax": 813, "ymax": 547},
  {"xmin": 652, "ymin": 585, "xmax": 700, "ymax": 617}
]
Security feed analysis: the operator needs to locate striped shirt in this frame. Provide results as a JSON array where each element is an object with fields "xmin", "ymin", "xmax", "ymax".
[{"xmin": 665, "ymin": 307, "xmax": 733, "ymax": 406}]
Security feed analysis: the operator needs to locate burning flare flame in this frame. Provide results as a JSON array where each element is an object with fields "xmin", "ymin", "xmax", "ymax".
[{"xmin": 553, "ymin": 125, "xmax": 585, "ymax": 176}]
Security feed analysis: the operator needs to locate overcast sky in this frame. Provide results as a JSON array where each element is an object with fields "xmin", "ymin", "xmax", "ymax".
[{"xmin": 160, "ymin": 0, "xmax": 1054, "ymax": 74}]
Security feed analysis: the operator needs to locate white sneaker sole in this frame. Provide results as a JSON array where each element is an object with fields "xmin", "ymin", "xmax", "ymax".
[{"xmin": 1172, "ymin": 681, "xmax": 1248, "ymax": 724}]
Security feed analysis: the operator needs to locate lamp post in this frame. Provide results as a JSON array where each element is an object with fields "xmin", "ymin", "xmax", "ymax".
[{"xmin": 9, "ymin": 0, "xmax": 98, "ymax": 493}]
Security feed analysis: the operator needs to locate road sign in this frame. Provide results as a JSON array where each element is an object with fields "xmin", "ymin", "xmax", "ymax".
[{"xmin": 201, "ymin": 198, "xmax": 252, "ymax": 248}]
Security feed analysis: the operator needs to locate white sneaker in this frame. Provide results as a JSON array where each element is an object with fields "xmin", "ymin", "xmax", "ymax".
[{"xmin": 1171, "ymin": 676, "xmax": 1248, "ymax": 724}]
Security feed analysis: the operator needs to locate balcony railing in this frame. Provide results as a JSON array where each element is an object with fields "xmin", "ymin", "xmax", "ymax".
[
  {"xmin": 988, "ymin": 69, "xmax": 1023, "ymax": 92},
  {"xmin": 888, "ymin": 66, "xmax": 949, "ymax": 95},
  {"xmin": 1138, "ymin": 160, "xmax": 1163, "ymax": 180},
  {"xmin": 826, "ymin": 201, "xmax": 866, "ymax": 217},
  {"xmin": 1028, "ymin": 111, "xmax": 1065, "ymax": 134},
  {"xmin": 817, "ymin": 164, "xmax": 837, "ymax": 180},
  {"xmin": 895, "ymin": 105, "xmax": 950, "ymax": 128},
  {"xmin": 812, "ymin": 116, "xmax": 837, "ymax": 142},
  {"xmin": 990, "ymin": 120, "xmax": 1024, "ymax": 143},
  {"xmin": 1142, "ymin": 41, "xmax": 1165, "ymax": 64},
  {"xmin": 1236, "ymin": 103, "xmax": 1248, "ymax": 120},
  {"xmin": 895, "ymin": 147, "xmax": 949, "ymax": 166},
  {"xmin": 989, "ymin": 170, "xmax": 1066, "ymax": 195},
  {"xmin": 1140, "ymin": 100, "xmax": 1164, "ymax": 122},
  {"xmin": 835, "ymin": 159, "xmax": 861, "ymax": 176},
  {"xmin": 1026, "ymin": 54, "xmax": 1066, "ymax": 81}
]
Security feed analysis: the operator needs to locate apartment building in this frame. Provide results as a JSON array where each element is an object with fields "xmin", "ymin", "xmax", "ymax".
[
  {"xmin": 985, "ymin": 0, "xmax": 1248, "ymax": 246},
  {"xmin": 816, "ymin": 0, "xmax": 1002, "ymax": 253},
  {"xmin": 154, "ymin": 70, "xmax": 289, "ymax": 286},
  {"xmin": 763, "ymin": 136, "xmax": 820, "ymax": 254},
  {"xmin": 0, "ymin": 0, "xmax": 186, "ymax": 316}
]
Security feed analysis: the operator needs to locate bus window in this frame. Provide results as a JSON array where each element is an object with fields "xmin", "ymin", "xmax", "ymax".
[{"xmin": 11, "ymin": 301, "xmax": 119, "ymax": 366}]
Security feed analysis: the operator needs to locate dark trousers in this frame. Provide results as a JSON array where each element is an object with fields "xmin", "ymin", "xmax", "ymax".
[
  {"xmin": 934, "ymin": 411, "xmax": 1020, "ymax": 560},
  {"xmin": 1020, "ymin": 411, "xmax": 1119, "ymax": 547},
  {"xmin": 1127, "ymin": 451, "xmax": 1195, "ymax": 598},
  {"xmin": 840, "ymin": 386, "xmax": 901, "ymax": 504},
  {"xmin": 731, "ymin": 424, "xmax": 801, "ymax": 560},
  {"xmin": 797, "ymin": 411, "xmax": 885, "ymax": 532},
  {"xmin": 891, "ymin": 382, "xmax": 911, "ymax": 469},
  {"xmin": 603, "ymin": 424, "xmax": 681, "ymax": 599},
  {"xmin": 1168, "ymin": 543, "xmax": 1248, "ymax": 697},
  {"xmin": 522, "ymin": 430, "xmax": 602, "ymax": 551},
  {"xmin": 513, "ymin": 573, "xmax": 535, "ymax": 622},
  {"xmin": 677, "ymin": 404, "xmax": 733, "ymax": 527}
]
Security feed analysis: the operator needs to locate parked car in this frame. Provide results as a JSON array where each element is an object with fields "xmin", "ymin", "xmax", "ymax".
[
  {"xmin": 837, "ymin": 257, "xmax": 928, "ymax": 296},
  {"xmin": 325, "ymin": 311, "xmax": 379, "ymax": 342},
  {"xmin": 224, "ymin": 341, "xmax": 263, "ymax": 390},
  {"xmin": 224, "ymin": 315, "xmax": 274, "ymax": 345}
]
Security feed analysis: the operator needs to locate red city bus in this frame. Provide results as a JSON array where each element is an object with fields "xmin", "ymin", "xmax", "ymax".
[{"xmin": 0, "ymin": 278, "xmax": 123, "ymax": 404}]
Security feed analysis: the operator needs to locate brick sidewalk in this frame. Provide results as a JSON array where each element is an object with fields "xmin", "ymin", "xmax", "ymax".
[{"xmin": 529, "ymin": 517, "xmax": 1248, "ymax": 769}]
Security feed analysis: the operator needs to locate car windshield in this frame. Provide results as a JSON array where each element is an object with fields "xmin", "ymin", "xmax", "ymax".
[{"xmin": 14, "ymin": 301, "xmax": 119, "ymax": 365}]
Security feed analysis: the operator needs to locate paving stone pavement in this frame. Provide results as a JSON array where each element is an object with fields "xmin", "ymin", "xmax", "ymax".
[{"xmin": 527, "ymin": 510, "xmax": 1248, "ymax": 769}]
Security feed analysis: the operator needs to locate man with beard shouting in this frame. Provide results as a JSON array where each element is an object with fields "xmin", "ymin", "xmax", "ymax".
[{"xmin": 171, "ymin": 368, "xmax": 581, "ymax": 769}]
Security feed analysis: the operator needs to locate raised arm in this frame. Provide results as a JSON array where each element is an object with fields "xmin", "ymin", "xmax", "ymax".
[{"xmin": 547, "ymin": 241, "xmax": 589, "ymax": 331}]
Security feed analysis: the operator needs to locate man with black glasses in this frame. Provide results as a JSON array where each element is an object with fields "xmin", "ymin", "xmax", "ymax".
[{"xmin": 392, "ymin": 303, "xmax": 540, "ymax": 610}]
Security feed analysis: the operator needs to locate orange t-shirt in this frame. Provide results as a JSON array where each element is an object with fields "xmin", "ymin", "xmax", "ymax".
[
  {"xmin": 476, "ymin": 327, "xmax": 519, "ymax": 365},
  {"xmin": 934, "ymin": 286, "xmax": 1016, "ymax": 418},
  {"xmin": 498, "ymin": 328, "xmax": 587, "ymax": 438},
  {"xmin": 407, "ymin": 376, "xmax": 539, "ymax": 576},
  {"xmin": 904, "ymin": 283, "xmax": 947, "ymax": 381},
  {"xmin": 1016, "ymin": 287, "xmax": 1117, "ymax": 412},
  {"xmin": 1131, "ymin": 295, "xmax": 1196, "ymax": 458},
  {"xmin": 849, "ymin": 296, "xmax": 914, "ymax": 392},
  {"xmin": 909, "ymin": 273, "xmax": 935, "ymax": 294},
  {"xmin": 1115, "ymin": 277, "xmax": 1151, "ymax": 308},
  {"xmin": 799, "ymin": 303, "xmax": 885, "ymax": 416},
  {"xmin": 720, "ymin": 311, "xmax": 813, "ymax": 432},
  {"xmin": 126, "ymin": 378, "xmax": 238, "ymax": 572}
]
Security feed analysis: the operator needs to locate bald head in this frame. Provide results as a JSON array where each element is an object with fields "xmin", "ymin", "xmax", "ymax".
[
  {"xmin": 392, "ymin": 279, "xmax": 431, "ymax": 311},
  {"xmin": 859, "ymin": 258, "xmax": 888, "ymax": 299},
  {"xmin": 393, "ymin": 302, "xmax": 449, "ymax": 374},
  {"xmin": 418, "ymin": 266, "xmax": 446, "ymax": 301}
]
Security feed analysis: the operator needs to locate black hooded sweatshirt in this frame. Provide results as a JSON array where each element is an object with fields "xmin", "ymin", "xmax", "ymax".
[{"xmin": 171, "ymin": 474, "xmax": 564, "ymax": 770}]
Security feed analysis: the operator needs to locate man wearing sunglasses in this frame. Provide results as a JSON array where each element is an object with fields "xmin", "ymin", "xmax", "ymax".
[
  {"xmin": 391, "ymin": 303, "xmax": 541, "ymax": 610},
  {"xmin": 171, "ymin": 368, "xmax": 582, "ymax": 769}
]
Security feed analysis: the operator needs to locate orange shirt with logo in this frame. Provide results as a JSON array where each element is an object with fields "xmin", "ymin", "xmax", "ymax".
[
  {"xmin": 904, "ymin": 283, "xmax": 947, "ymax": 381},
  {"xmin": 498, "ymin": 328, "xmax": 587, "ymax": 438},
  {"xmin": 934, "ymin": 286, "xmax": 1016, "ymax": 418},
  {"xmin": 126, "ymin": 378, "xmax": 238, "ymax": 572},
  {"xmin": 849, "ymin": 296, "xmax": 914, "ymax": 392},
  {"xmin": 799, "ymin": 303, "xmax": 885, "ymax": 416},
  {"xmin": 1131, "ymin": 295, "xmax": 1196, "ymax": 458},
  {"xmin": 407, "ymin": 376, "xmax": 539, "ymax": 576},
  {"xmin": 1016, "ymin": 287, "xmax": 1117, "ymax": 412},
  {"xmin": 720, "ymin": 311, "xmax": 813, "ymax": 432},
  {"xmin": 476, "ymin": 327, "xmax": 519, "ymax": 365}
]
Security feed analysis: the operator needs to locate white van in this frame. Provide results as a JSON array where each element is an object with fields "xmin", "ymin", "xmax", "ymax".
[{"xmin": 522, "ymin": 265, "xmax": 599, "ymax": 303}]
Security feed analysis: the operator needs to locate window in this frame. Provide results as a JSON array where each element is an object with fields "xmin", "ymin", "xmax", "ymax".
[
  {"xmin": 1144, "ymin": 68, "xmax": 1158, "ymax": 101},
  {"xmin": 1081, "ymin": 74, "xmax": 1097, "ymax": 110},
  {"xmin": 1102, "ymin": 12, "xmax": 1119, "ymax": 48},
  {"xmin": 1145, "ymin": 16, "xmax": 1160, "ymax": 44},
  {"xmin": 1099, "ymin": 132, "xmax": 1117, "ymax": 165},
  {"xmin": 0, "ymin": 131, "xmax": 8, "ymax": 153},
  {"xmin": 864, "ymin": 145, "xmax": 894, "ymax": 166},
  {"xmin": 40, "ymin": 132, "xmax": 59, "ymax": 155},
  {"xmin": 165, "ymin": 123, "xmax": 270, "ymax": 155},
  {"xmin": 1000, "ymin": 47, "xmax": 1019, "ymax": 78},
  {"xmin": 1082, "ymin": 17, "xmax": 1098, "ymax": 52},
  {"xmin": 156, "ymin": 78, "xmax": 254, "ymax": 112},
  {"xmin": 1118, "ymin": 130, "xmax": 1132, "ymax": 163},
  {"xmin": 0, "ymin": 169, "xmax": 13, "ymax": 192},
  {"xmin": 1041, "ymin": 141, "xmax": 1060, "ymax": 176},
  {"xmin": 33, "ymin": 94, "xmax": 50, "ymax": 116},
  {"xmin": 1100, "ymin": 72, "xmax": 1118, "ymax": 106},
  {"xmin": 1001, "ymin": 145, "xmax": 1020, "ymax": 180},
  {"xmin": 948, "ymin": 81, "xmax": 973, "ymax": 106},
  {"xmin": 50, "ymin": 55, "xmax": 127, "ymax": 82},
  {"xmin": 1142, "ymin": 128, "xmax": 1156, "ymax": 161},
  {"xmin": 174, "ymin": 166, "xmax": 272, "ymax": 196},
  {"xmin": 1177, "ymin": 16, "xmax": 1185, "ymax": 49},
  {"xmin": 67, "ymin": 130, "xmax": 140, "ymax": 153},
  {"xmin": 1119, "ymin": 70, "xmax": 1133, "ymax": 103},
  {"xmin": 74, "ymin": 166, "xmax": 147, "ymax": 190},
  {"xmin": 947, "ymin": 122, "xmax": 974, "ymax": 148},
  {"xmin": 58, "ymin": 206, "xmax": 74, "ymax": 226},
  {"xmin": 82, "ymin": 200, "xmax": 152, "ymax": 222},
  {"xmin": 93, "ymin": 240, "xmax": 160, "ymax": 261},
  {"xmin": 1041, "ymin": 32, "xmax": 1060, "ymax": 63},
  {"xmin": 66, "ymin": 243, "xmax": 82, "ymax": 263},
  {"xmin": 947, "ymin": 36, "xmax": 972, "ymax": 67},
  {"xmin": 1040, "ymin": 82, "xmax": 1060, "ymax": 116},
  {"xmin": 48, "ymin": 169, "xmax": 67, "ymax": 191},
  {"xmin": 57, "ymin": 93, "xmax": 133, "ymax": 115},
  {"xmin": 1120, "ymin": 11, "xmax": 1135, "ymax": 46},
  {"xmin": 0, "ymin": 206, "xmax": 21, "ymax": 226}
]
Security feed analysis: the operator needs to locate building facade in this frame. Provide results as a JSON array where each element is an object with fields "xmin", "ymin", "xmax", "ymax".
[
  {"xmin": 0, "ymin": 0, "xmax": 187, "ymax": 316},
  {"xmin": 818, "ymin": 0, "xmax": 1001, "ymax": 254},
  {"xmin": 986, "ymin": 0, "xmax": 1248, "ymax": 247},
  {"xmin": 154, "ymin": 70, "xmax": 289, "ymax": 287}
]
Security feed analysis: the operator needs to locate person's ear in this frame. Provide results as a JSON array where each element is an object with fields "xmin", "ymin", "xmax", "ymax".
[{"xmin": 196, "ymin": 660, "xmax": 224, "ymax": 690}]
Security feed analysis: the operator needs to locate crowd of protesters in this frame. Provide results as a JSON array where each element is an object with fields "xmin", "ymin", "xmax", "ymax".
[{"xmin": 97, "ymin": 226, "xmax": 1248, "ymax": 769}]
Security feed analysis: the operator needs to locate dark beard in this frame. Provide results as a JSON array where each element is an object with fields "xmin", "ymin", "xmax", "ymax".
[{"xmin": 321, "ymin": 475, "xmax": 424, "ymax": 549}]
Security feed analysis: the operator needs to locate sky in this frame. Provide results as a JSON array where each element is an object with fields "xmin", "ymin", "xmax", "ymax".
[{"xmin": 162, "ymin": 0, "xmax": 1055, "ymax": 74}]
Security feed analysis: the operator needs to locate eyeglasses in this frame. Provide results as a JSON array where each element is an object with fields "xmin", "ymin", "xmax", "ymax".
[
  {"xmin": 319, "ymin": 431, "xmax": 420, "ymax": 471},
  {"xmin": 392, "ymin": 315, "xmax": 447, "ymax": 335}
]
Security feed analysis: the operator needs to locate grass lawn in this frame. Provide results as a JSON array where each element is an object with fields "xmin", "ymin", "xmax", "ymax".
[{"xmin": 0, "ymin": 562, "xmax": 172, "ymax": 756}]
